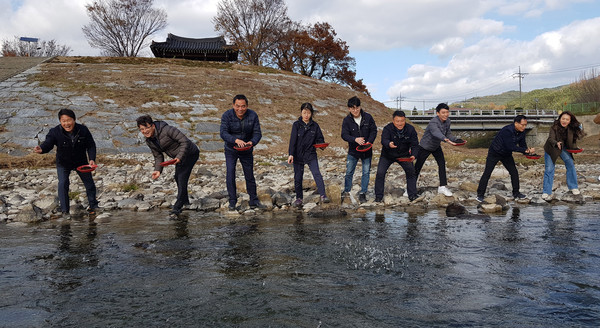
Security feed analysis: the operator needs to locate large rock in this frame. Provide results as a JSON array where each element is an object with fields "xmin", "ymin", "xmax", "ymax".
[
  {"xmin": 477, "ymin": 203, "xmax": 503, "ymax": 213},
  {"xmin": 446, "ymin": 202, "xmax": 468, "ymax": 217},
  {"xmin": 32, "ymin": 195, "xmax": 58, "ymax": 215},
  {"xmin": 459, "ymin": 182, "xmax": 478, "ymax": 192},
  {"xmin": 14, "ymin": 204, "xmax": 43, "ymax": 223},
  {"xmin": 430, "ymin": 193, "xmax": 454, "ymax": 207}
]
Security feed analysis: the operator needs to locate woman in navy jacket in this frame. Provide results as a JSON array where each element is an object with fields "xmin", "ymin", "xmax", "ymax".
[
  {"xmin": 287, "ymin": 103, "xmax": 330, "ymax": 207},
  {"xmin": 34, "ymin": 108, "xmax": 99, "ymax": 215}
]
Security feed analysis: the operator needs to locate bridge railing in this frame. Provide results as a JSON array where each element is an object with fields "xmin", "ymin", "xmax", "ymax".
[{"xmin": 411, "ymin": 109, "xmax": 558, "ymax": 117}]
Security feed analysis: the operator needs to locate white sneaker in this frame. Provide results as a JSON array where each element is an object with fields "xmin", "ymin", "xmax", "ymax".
[
  {"xmin": 403, "ymin": 191, "xmax": 408, "ymax": 197},
  {"xmin": 570, "ymin": 189, "xmax": 580, "ymax": 195},
  {"xmin": 438, "ymin": 186, "xmax": 453, "ymax": 197},
  {"xmin": 541, "ymin": 193, "xmax": 551, "ymax": 201}
]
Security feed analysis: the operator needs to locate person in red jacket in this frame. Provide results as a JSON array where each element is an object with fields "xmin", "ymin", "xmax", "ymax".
[{"xmin": 287, "ymin": 103, "xmax": 330, "ymax": 207}]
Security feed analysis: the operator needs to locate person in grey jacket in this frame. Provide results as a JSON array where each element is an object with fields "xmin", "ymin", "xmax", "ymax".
[
  {"xmin": 136, "ymin": 115, "xmax": 199, "ymax": 216},
  {"xmin": 414, "ymin": 103, "xmax": 460, "ymax": 196}
]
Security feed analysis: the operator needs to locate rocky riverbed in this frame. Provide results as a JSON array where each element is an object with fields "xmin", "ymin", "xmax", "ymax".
[{"xmin": 2, "ymin": 152, "xmax": 600, "ymax": 224}]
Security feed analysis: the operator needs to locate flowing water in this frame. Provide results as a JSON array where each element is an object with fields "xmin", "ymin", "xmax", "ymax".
[{"xmin": 1, "ymin": 205, "xmax": 599, "ymax": 327}]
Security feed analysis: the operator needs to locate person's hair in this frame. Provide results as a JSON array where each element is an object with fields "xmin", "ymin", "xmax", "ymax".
[
  {"xmin": 58, "ymin": 108, "xmax": 76, "ymax": 121},
  {"xmin": 347, "ymin": 96, "xmax": 361, "ymax": 108},
  {"xmin": 393, "ymin": 110, "xmax": 406, "ymax": 118},
  {"xmin": 435, "ymin": 103, "xmax": 449, "ymax": 112},
  {"xmin": 514, "ymin": 115, "xmax": 527, "ymax": 123},
  {"xmin": 233, "ymin": 94, "xmax": 248, "ymax": 105},
  {"xmin": 136, "ymin": 115, "xmax": 154, "ymax": 127},
  {"xmin": 300, "ymin": 102, "xmax": 314, "ymax": 115},
  {"xmin": 554, "ymin": 111, "xmax": 583, "ymax": 140}
]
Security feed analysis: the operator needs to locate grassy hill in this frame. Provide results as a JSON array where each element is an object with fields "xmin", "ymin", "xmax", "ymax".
[{"xmin": 31, "ymin": 56, "xmax": 396, "ymax": 156}]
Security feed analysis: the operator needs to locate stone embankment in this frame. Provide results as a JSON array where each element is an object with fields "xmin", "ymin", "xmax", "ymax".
[{"xmin": 2, "ymin": 153, "xmax": 600, "ymax": 223}]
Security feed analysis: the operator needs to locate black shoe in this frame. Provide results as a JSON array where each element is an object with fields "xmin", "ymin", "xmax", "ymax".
[
  {"xmin": 475, "ymin": 195, "xmax": 484, "ymax": 203},
  {"xmin": 320, "ymin": 195, "xmax": 331, "ymax": 204},
  {"xmin": 250, "ymin": 203, "xmax": 267, "ymax": 210},
  {"xmin": 86, "ymin": 207, "xmax": 99, "ymax": 214},
  {"xmin": 169, "ymin": 208, "xmax": 182, "ymax": 215},
  {"xmin": 228, "ymin": 204, "xmax": 238, "ymax": 211},
  {"xmin": 340, "ymin": 192, "xmax": 349, "ymax": 202},
  {"xmin": 374, "ymin": 197, "xmax": 383, "ymax": 203},
  {"xmin": 513, "ymin": 193, "xmax": 527, "ymax": 200},
  {"xmin": 358, "ymin": 193, "xmax": 367, "ymax": 203}
]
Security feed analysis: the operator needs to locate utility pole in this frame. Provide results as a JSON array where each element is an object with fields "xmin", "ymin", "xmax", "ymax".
[
  {"xmin": 512, "ymin": 66, "xmax": 528, "ymax": 108},
  {"xmin": 395, "ymin": 93, "xmax": 405, "ymax": 110}
]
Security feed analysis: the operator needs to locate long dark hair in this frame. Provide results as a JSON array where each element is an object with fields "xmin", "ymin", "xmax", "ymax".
[{"xmin": 553, "ymin": 111, "xmax": 583, "ymax": 141}]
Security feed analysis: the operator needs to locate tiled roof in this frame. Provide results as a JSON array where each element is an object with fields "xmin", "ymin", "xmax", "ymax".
[{"xmin": 150, "ymin": 34, "xmax": 238, "ymax": 61}]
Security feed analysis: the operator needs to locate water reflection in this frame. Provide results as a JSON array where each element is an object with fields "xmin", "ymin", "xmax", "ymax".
[
  {"xmin": 1, "ymin": 205, "xmax": 599, "ymax": 327},
  {"xmin": 219, "ymin": 218, "xmax": 261, "ymax": 278}
]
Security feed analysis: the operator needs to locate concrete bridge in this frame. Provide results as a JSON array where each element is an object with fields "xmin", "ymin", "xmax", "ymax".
[{"xmin": 407, "ymin": 109, "xmax": 559, "ymax": 145}]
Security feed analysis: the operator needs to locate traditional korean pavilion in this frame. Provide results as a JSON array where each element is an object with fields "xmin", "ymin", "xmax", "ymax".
[{"xmin": 150, "ymin": 34, "xmax": 238, "ymax": 62}]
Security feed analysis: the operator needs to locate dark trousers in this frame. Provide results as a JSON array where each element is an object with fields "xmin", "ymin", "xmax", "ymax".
[
  {"xmin": 57, "ymin": 165, "xmax": 98, "ymax": 213},
  {"xmin": 225, "ymin": 150, "xmax": 258, "ymax": 206},
  {"xmin": 414, "ymin": 145, "xmax": 447, "ymax": 186},
  {"xmin": 375, "ymin": 156, "xmax": 417, "ymax": 199},
  {"xmin": 173, "ymin": 149, "xmax": 199, "ymax": 210},
  {"xmin": 476, "ymin": 150, "xmax": 520, "ymax": 197},
  {"xmin": 293, "ymin": 158, "xmax": 326, "ymax": 200}
]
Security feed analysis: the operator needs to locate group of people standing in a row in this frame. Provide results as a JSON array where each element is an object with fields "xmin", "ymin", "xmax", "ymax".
[{"xmin": 34, "ymin": 94, "xmax": 584, "ymax": 218}]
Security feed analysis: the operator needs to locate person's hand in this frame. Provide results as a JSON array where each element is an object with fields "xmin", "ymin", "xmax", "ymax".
[
  {"xmin": 557, "ymin": 141, "xmax": 562, "ymax": 150},
  {"xmin": 409, "ymin": 156, "xmax": 415, "ymax": 161},
  {"xmin": 152, "ymin": 171, "xmax": 161, "ymax": 180},
  {"xmin": 234, "ymin": 139, "xmax": 246, "ymax": 147},
  {"xmin": 355, "ymin": 137, "xmax": 365, "ymax": 145},
  {"xmin": 33, "ymin": 145, "xmax": 42, "ymax": 154},
  {"xmin": 287, "ymin": 155, "xmax": 293, "ymax": 164},
  {"xmin": 89, "ymin": 160, "xmax": 96, "ymax": 166},
  {"xmin": 389, "ymin": 141, "xmax": 397, "ymax": 149},
  {"xmin": 174, "ymin": 158, "xmax": 181, "ymax": 164},
  {"xmin": 525, "ymin": 147, "xmax": 535, "ymax": 154},
  {"xmin": 446, "ymin": 139, "xmax": 457, "ymax": 146}
]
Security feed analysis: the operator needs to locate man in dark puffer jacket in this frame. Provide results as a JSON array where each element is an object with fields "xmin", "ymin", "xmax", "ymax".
[
  {"xmin": 137, "ymin": 115, "xmax": 200, "ymax": 216},
  {"xmin": 34, "ymin": 108, "xmax": 99, "ymax": 216},
  {"xmin": 374, "ymin": 110, "xmax": 419, "ymax": 202}
]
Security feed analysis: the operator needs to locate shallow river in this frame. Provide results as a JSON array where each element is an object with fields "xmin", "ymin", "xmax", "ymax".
[{"xmin": 1, "ymin": 204, "xmax": 599, "ymax": 327}]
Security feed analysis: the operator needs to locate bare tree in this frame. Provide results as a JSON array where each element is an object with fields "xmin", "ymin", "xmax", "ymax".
[
  {"xmin": 82, "ymin": 0, "xmax": 167, "ymax": 57},
  {"xmin": 1, "ymin": 37, "xmax": 71, "ymax": 57},
  {"xmin": 213, "ymin": 0, "xmax": 290, "ymax": 65}
]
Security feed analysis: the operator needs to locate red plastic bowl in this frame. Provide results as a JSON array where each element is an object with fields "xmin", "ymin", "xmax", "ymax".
[
  {"xmin": 77, "ymin": 164, "xmax": 98, "ymax": 173},
  {"xmin": 565, "ymin": 148, "xmax": 583, "ymax": 154},
  {"xmin": 453, "ymin": 139, "xmax": 467, "ymax": 146},
  {"xmin": 313, "ymin": 143, "xmax": 329, "ymax": 149},
  {"xmin": 396, "ymin": 157, "xmax": 413, "ymax": 162},
  {"xmin": 525, "ymin": 154, "xmax": 541, "ymax": 160},
  {"xmin": 233, "ymin": 145, "xmax": 253, "ymax": 152},
  {"xmin": 160, "ymin": 159, "xmax": 178, "ymax": 167},
  {"xmin": 356, "ymin": 142, "xmax": 373, "ymax": 152}
]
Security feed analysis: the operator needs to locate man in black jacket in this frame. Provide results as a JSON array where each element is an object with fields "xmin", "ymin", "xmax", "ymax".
[
  {"xmin": 34, "ymin": 108, "xmax": 99, "ymax": 216},
  {"xmin": 374, "ymin": 110, "xmax": 419, "ymax": 202},
  {"xmin": 137, "ymin": 115, "xmax": 200, "ymax": 216},
  {"xmin": 341, "ymin": 96, "xmax": 377, "ymax": 203},
  {"xmin": 476, "ymin": 115, "xmax": 534, "ymax": 202},
  {"xmin": 220, "ymin": 94, "xmax": 264, "ymax": 210}
]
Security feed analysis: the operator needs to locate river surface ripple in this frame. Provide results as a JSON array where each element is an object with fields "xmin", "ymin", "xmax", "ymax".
[{"xmin": 1, "ymin": 205, "xmax": 599, "ymax": 327}]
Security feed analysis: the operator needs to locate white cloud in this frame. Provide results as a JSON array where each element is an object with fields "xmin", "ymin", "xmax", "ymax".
[
  {"xmin": 386, "ymin": 16, "xmax": 600, "ymax": 105},
  {"xmin": 430, "ymin": 37, "xmax": 465, "ymax": 56}
]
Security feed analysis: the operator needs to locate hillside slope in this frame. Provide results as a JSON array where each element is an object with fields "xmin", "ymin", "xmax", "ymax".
[{"xmin": 3, "ymin": 56, "xmax": 395, "ymax": 160}]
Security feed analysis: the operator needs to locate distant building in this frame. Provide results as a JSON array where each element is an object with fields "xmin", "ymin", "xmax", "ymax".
[{"xmin": 150, "ymin": 34, "xmax": 238, "ymax": 62}]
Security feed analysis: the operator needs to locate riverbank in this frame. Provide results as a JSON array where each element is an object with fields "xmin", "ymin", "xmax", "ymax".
[{"xmin": 2, "ymin": 152, "xmax": 600, "ymax": 224}]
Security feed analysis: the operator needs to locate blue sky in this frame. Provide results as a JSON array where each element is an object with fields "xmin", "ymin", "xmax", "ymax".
[{"xmin": 2, "ymin": 0, "xmax": 600, "ymax": 109}]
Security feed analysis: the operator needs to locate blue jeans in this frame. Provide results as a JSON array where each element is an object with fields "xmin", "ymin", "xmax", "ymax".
[
  {"xmin": 225, "ymin": 150, "xmax": 258, "ymax": 206},
  {"xmin": 57, "ymin": 165, "xmax": 98, "ymax": 213},
  {"xmin": 543, "ymin": 150, "xmax": 578, "ymax": 195},
  {"xmin": 343, "ymin": 154, "xmax": 371, "ymax": 194}
]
